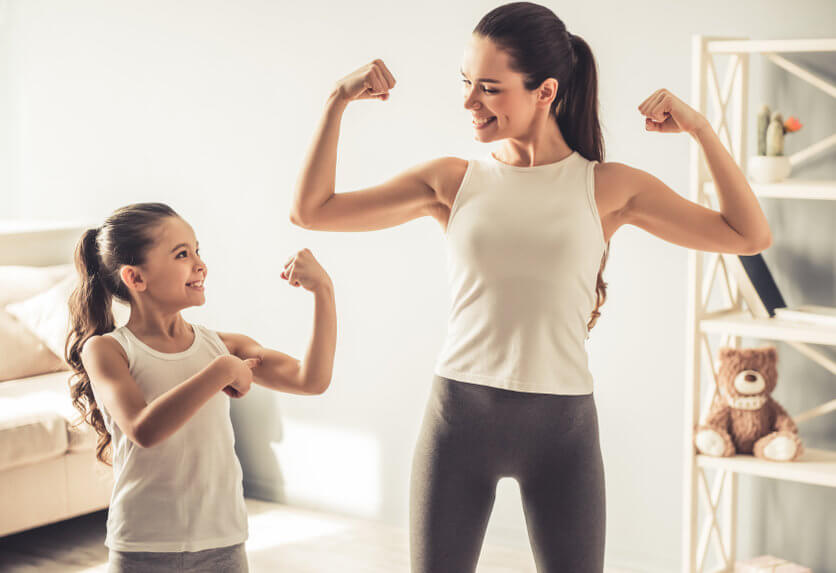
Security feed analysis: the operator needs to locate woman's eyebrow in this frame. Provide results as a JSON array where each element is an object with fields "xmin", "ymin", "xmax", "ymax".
[{"xmin": 460, "ymin": 68, "xmax": 502, "ymax": 84}]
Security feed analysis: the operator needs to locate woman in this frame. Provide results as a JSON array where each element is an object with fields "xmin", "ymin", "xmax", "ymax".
[{"xmin": 290, "ymin": 3, "xmax": 770, "ymax": 571}]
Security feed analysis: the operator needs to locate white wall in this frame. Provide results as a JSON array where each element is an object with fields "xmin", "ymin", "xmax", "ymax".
[
  {"xmin": 0, "ymin": 0, "xmax": 13, "ymax": 217},
  {"xmin": 4, "ymin": 1, "xmax": 835, "ymax": 571}
]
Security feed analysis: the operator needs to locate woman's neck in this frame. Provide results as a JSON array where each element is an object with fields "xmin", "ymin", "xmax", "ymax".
[{"xmin": 496, "ymin": 115, "xmax": 573, "ymax": 167}]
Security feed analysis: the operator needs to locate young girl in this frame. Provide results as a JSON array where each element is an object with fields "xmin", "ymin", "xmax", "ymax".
[{"xmin": 65, "ymin": 202, "xmax": 336, "ymax": 573}]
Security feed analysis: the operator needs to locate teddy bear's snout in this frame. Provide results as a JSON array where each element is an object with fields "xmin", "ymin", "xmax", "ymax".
[{"xmin": 733, "ymin": 369, "xmax": 766, "ymax": 395}]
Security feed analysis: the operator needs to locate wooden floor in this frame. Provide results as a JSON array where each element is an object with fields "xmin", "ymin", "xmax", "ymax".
[{"xmin": 0, "ymin": 498, "xmax": 634, "ymax": 572}]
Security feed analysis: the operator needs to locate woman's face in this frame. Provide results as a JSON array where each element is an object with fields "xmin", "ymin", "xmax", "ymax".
[
  {"xmin": 461, "ymin": 34, "xmax": 541, "ymax": 142},
  {"xmin": 123, "ymin": 216, "xmax": 208, "ymax": 310}
]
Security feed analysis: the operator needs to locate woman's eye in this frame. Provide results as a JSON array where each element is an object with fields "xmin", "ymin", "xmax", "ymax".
[
  {"xmin": 177, "ymin": 251, "xmax": 187, "ymax": 258},
  {"xmin": 461, "ymin": 79, "xmax": 497, "ymax": 94}
]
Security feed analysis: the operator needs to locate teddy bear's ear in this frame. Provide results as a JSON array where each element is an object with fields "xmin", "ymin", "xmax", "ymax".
[
  {"xmin": 718, "ymin": 347, "xmax": 736, "ymax": 362},
  {"xmin": 763, "ymin": 346, "xmax": 778, "ymax": 363}
]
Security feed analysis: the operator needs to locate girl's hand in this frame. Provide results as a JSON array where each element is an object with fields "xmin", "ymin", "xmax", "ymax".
[
  {"xmin": 281, "ymin": 248, "xmax": 333, "ymax": 293},
  {"xmin": 638, "ymin": 88, "xmax": 708, "ymax": 136},
  {"xmin": 333, "ymin": 59, "xmax": 396, "ymax": 103},
  {"xmin": 223, "ymin": 357, "xmax": 260, "ymax": 398}
]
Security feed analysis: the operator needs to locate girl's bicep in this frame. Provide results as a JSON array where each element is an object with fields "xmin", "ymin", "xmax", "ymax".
[{"xmin": 216, "ymin": 331, "xmax": 305, "ymax": 393}]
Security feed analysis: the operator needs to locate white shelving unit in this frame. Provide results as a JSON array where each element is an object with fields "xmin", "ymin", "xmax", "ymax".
[{"xmin": 682, "ymin": 37, "xmax": 836, "ymax": 573}]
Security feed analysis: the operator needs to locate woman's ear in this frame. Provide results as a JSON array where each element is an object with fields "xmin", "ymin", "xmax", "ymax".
[
  {"xmin": 120, "ymin": 265, "xmax": 147, "ymax": 293},
  {"xmin": 538, "ymin": 78, "xmax": 559, "ymax": 109}
]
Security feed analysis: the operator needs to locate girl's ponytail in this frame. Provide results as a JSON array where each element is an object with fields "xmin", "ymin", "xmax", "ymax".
[{"xmin": 66, "ymin": 228, "xmax": 116, "ymax": 464}]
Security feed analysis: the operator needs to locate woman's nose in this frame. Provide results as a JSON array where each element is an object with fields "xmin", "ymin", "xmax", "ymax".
[{"xmin": 463, "ymin": 88, "xmax": 480, "ymax": 110}]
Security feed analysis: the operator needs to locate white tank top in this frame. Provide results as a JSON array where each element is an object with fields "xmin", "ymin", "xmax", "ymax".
[
  {"xmin": 95, "ymin": 323, "xmax": 248, "ymax": 552},
  {"xmin": 433, "ymin": 150, "xmax": 605, "ymax": 395}
]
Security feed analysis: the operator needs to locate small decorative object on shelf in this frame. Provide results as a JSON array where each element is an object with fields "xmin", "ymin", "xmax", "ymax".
[
  {"xmin": 748, "ymin": 104, "xmax": 803, "ymax": 183},
  {"xmin": 694, "ymin": 346, "xmax": 804, "ymax": 462},
  {"xmin": 735, "ymin": 554, "xmax": 812, "ymax": 572}
]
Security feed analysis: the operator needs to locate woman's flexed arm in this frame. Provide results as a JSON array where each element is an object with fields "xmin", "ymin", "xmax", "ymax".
[
  {"xmin": 290, "ymin": 60, "xmax": 447, "ymax": 232},
  {"xmin": 607, "ymin": 89, "xmax": 772, "ymax": 254}
]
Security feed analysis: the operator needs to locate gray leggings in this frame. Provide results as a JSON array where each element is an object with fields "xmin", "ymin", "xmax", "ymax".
[
  {"xmin": 108, "ymin": 542, "xmax": 248, "ymax": 573},
  {"xmin": 410, "ymin": 376, "xmax": 606, "ymax": 573}
]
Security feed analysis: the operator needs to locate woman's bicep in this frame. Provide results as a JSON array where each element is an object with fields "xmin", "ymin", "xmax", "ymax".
[
  {"xmin": 621, "ymin": 165, "xmax": 760, "ymax": 255},
  {"xmin": 290, "ymin": 157, "xmax": 453, "ymax": 232}
]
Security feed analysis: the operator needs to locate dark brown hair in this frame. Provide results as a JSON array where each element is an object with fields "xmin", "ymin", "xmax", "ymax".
[
  {"xmin": 474, "ymin": 2, "xmax": 610, "ymax": 330},
  {"xmin": 65, "ymin": 203, "xmax": 179, "ymax": 463}
]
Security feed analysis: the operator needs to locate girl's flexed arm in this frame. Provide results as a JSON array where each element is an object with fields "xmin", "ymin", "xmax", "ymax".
[
  {"xmin": 81, "ymin": 338, "xmax": 256, "ymax": 448},
  {"xmin": 219, "ymin": 249, "xmax": 337, "ymax": 395}
]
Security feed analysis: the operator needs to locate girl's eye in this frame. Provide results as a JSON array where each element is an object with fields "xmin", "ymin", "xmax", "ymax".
[{"xmin": 177, "ymin": 251, "xmax": 187, "ymax": 258}]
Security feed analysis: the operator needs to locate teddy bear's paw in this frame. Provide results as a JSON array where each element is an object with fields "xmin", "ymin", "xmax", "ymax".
[
  {"xmin": 695, "ymin": 428, "xmax": 731, "ymax": 457},
  {"xmin": 755, "ymin": 433, "xmax": 801, "ymax": 462}
]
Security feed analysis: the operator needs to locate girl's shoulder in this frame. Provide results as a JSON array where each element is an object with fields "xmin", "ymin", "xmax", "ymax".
[{"xmin": 81, "ymin": 331, "xmax": 130, "ymax": 369}]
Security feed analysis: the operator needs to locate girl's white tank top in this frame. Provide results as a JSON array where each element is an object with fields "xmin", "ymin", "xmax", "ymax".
[
  {"xmin": 434, "ymin": 150, "xmax": 606, "ymax": 395},
  {"xmin": 95, "ymin": 323, "xmax": 248, "ymax": 552}
]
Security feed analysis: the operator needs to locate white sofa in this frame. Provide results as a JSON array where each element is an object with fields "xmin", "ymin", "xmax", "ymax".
[
  {"xmin": 0, "ymin": 370, "xmax": 113, "ymax": 537},
  {"xmin": 0, "ymin": 222, "xmax": 113, "ymax": 537}
]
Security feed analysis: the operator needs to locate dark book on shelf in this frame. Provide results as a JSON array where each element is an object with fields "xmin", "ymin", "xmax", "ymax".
[
  {"xmin": 738, "ymin": 254, "xmax": 787, "ymax": 316},
  {"xmin": 720, "ymin": 253, "xmax": 787, "ymax": 317}
]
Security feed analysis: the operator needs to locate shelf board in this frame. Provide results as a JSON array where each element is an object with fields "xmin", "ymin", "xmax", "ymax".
[
  {"xmin": 707, "ymin": 38, "xmax": 836, "ymax": 54},
  {"xmin": 700, "ymin": 311, "xmax": 836, "ymax": 346},
  {"xmin": 704, "ymin": 180, "xmax": 836, "ymax": 201},
  {"xmin": 697, "ymin": 448, "xmax": 836, "ymax": 488}
]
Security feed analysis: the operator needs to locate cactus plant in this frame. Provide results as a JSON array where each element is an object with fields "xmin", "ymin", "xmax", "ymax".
[
  {"xmin": 757, "ymin": 104, "xmax": 770, "ymax": 156},
  {"xmin": 766, "ymin": 112, "xmax": 784, "ymax": 156}
]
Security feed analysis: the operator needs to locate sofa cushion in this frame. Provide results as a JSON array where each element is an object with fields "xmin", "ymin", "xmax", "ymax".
[
  {"xmin": 0, "ymin": 264, "xmax": 73, "ymax": 307},
  {"xmin": 0, "ymin": 310, "xmax": 67, "ymax": 382},
  {"xmin": 0, "ymin": 371, "xmax": 99, "ymax": 472}
]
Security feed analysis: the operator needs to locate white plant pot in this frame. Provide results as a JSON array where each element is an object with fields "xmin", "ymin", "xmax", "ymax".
[{"xmin": 748, "ymin": 155, "xmax": 792, "ymax": 183}]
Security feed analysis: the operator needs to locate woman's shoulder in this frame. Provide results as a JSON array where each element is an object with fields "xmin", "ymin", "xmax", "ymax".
[
  {"xmin": 423, "ymin": 156, "xmax": 471, "ymax": 208},
  {"xmin": 591, "ymin": 161, "xmax": 648, "ymax": 219}
]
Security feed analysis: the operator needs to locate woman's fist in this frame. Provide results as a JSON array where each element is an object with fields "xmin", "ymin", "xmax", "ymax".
[
  {"xmin": 334, "ymin": 59, "xmax": 396, "ymax": 102},
  {"xmin": 281, "ymin": 248, "xmax": 333, "ymax": 293},
  {"xmin": 638, "ymin": 88, "xmax": 708, "ymax": 136}
]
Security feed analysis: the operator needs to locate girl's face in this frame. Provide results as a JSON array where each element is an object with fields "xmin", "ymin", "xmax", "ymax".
[
  {"xmin": 461, "ymin": 35, "xmax": 543, "ymax": 142},
  {"xmin": 125, "ymin": 216, "xmax": 208, "ymax": 310}
]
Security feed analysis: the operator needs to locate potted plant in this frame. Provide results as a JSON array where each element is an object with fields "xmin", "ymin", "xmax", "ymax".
[{"xmin": 748, "ymin": 105, "xmax": 803, "ymax": 183}]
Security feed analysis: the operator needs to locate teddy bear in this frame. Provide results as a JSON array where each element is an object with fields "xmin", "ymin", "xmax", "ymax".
[{"xmin": 694, "ymin": 346, "xmax": 803, "ymax": 462}]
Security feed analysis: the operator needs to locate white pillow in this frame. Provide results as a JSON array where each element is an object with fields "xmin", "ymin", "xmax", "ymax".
[
  {"xmin": 0, "ymin": 264, "xmax": 74, "ymax": 307},
  {"xmin": 5, "ymin": 274, "xmax": 130, "ymax": 362},
  {"xmin": 0, "ymin": 310, "xmax": 66, "ymax": 382}
]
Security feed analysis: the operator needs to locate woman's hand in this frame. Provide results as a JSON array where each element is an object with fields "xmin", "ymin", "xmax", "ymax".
[
  {"xmin": 222, "ymin": 356, "xmax": 260, "ymax": 398},
  {"xmin": 638, "ymin": 88, "xmax": 708, "ymax": 136},
  {"xmin": 333, "ymin": 59, "xmax": 396, "ymax": 103},
  {"xmin": 281, "ymin": 248, "xmax": 333, "ymax": 293}
]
